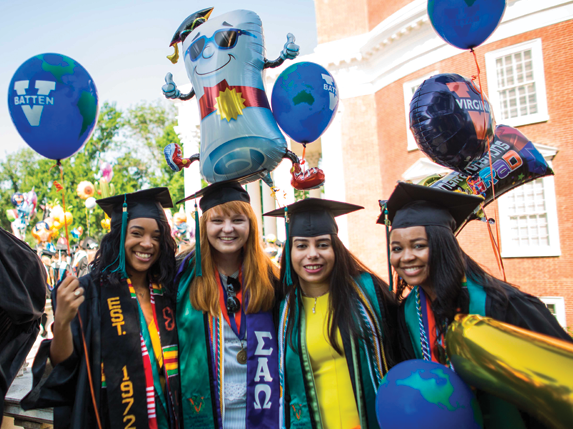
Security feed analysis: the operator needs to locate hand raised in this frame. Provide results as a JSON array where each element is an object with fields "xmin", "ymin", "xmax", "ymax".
[
  {"xmin": 54, "ymin": 275, "xmax": 84, "ymax": 327},
  {"xmin": 162, "ymin": 72, "xmax": 181, "ymax": 99}
]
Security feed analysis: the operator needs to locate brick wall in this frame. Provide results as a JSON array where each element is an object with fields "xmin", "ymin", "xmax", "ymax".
[
  {"xmin": 340, "ymin": 95, "xmax": 388, "ymax": 276},
  {"xmin": 366, "ymin": 0, "xmax": 412, "ymax": 31},
  {"xmin": 314, "ymin": 0, "xmax": 369, "ymax": 44}
]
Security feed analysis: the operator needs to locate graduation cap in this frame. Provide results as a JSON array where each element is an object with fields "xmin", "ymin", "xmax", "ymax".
[
  {"xmin": 167, "ymin": 7, "xmax": 214, "ymax": 64},
  {"xmin": 263, "ymin": 198, "xmax": 363, "ymax": 285},
  {"xmin": 96, "ymin": 188, "xmax": 173, "ymax": 278},
  {"xmin": 177, "ymin": 171, "xmax": 262, "ymax": 277},
  {"xmin": 80, "ymin": 236, "xmax": 99, "ymax": 250},
  {"xmin": 378, "ymin": 182, "xmax": 483, "ymax": 232}
]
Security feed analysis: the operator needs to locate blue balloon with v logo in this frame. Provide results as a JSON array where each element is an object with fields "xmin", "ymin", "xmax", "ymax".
[
  {"xmin": 428, "ymin": 0, "xmax": 507, "ymax": 50},
  {"xmin": 8, "ymin": 53, "xmax": 99, "ymax": 160}
]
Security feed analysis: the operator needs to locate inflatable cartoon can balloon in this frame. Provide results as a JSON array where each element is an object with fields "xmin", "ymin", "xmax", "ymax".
[
  {"xmin": 7, "ymin": 53, "xmax": 99, "ymax": 160},
  {"xmin": 410, "ymin": 73, "xmax": 495, "ymax": 171},
  {"xmin": 162, "ymin": 8, "xmax": 300, "ymax": 185}
]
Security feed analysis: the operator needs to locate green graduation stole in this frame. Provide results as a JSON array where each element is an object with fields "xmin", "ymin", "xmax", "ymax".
[
  {"xmin": 278, "ymin": 272, "xmax": 387, "ymax": 428},
  {"xmin": 403, "ymin": 276, "xmax": 526, "ymax": 429}
]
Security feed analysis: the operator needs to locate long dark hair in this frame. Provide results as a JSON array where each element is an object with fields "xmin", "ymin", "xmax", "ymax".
[
  {"xmin": 395, "ymin": 225, "xmax": 507, "ymax": 334},
  {"xmin": 90, "ymin": 217, "xmax": 177, "ymax": 296},
  {"xmin": 280, "ymin": 234, "xmax": 396, "ymax": 357}
]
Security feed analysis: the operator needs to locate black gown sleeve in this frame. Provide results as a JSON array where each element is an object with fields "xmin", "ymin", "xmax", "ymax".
[
  {"xmin": 21, "ymin": 274, "xmax": 105, "ymax": 429},
  {"xmin": 0, "ymin": 227, "xmax": 46, "ymax": 424},
  {"xmin": 489, "ymin": 284, "xmax": 572, "ymax": 342}
]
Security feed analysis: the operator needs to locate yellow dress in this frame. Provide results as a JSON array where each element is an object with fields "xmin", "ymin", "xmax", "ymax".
[{"xmin": 302, "ymin": 293, "xmax": 361, "ymax": 429}]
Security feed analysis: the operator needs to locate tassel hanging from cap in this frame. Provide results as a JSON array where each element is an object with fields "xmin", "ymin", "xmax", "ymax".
[
  {"xmin": 194, "ymin": 201, "xmax": 202, "ymax": 277},
  {"xmin": 110, "ymin": 196, "xmax": 129, "ymax": 279},
  {"xmin": 283, "ymin": 206, "xmax": 293, "ymax": 286}
]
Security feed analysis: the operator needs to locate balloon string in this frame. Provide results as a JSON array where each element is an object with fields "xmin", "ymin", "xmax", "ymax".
[
  {"xmin": 50, "ymin": 160, "xmax": 103, "ymax": 428},
  {"xmin": 471, "ymin": 48, "xmax": 505, "ymax": 281},
  {"xmin": 301, "ymin": 143, "xmax": 307, "ymax": 174},
  {"xmin": 53, "ymin": 162, "xmax": 71, "ymax": 256},
  {"xmin": 482, "ymin": 207, "xmax": 507, "ymax": 282}
]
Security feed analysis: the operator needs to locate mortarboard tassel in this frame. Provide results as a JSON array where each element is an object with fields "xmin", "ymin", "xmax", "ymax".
[
  {"xmin": 382, "ymin": 203, "xmax": 393, "ymax": 292},
  {"xmin": 283, "ymin": 206, "xmax": 293, "ymax": 286},
  {"xmin": 194, "ymin": 201, "xmax": 202, "ymax": 277},
  {"xmin": 111, "ymin": 196, "xmax": 129, "ymax": 279}
]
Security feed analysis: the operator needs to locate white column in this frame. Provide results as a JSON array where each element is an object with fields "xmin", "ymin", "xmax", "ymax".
[
  {"xmin": 271, "ymin": 154, "xmax": 296, "ymax": 242},
  {"xmin": 261, "ymin": 182, "xmax": 278, "ymax": 238},
  {"xmin": 246, "ymin": 181, "xmax": 263, "ymax": 238},
  {"xmin": 320, "ymin": 102, "xmax": 348, "ymax": 245}
]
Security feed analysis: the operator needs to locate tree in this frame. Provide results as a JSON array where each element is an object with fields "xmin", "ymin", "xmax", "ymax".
[{"xmin": 0, "ymin": 100, "xmax": 184, "ymax": 248}]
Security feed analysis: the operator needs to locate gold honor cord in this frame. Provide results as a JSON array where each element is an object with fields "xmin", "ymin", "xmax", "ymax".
[{"xmin": 446, "ymin": 314, "xmax": 573, "ymax": 429}]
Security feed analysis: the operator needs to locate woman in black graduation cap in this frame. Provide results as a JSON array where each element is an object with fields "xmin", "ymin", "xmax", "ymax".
[
  {"xmin": 383, "ymin": 182, "xmax": 571, "ymax": 429},
  {"xmin": 264, "ymin": 198, "xmax": 397, "ymax": 429},
  {"xmin": 174, "ymin": 174, "xmax": 280, "ymax": 429},
  {"xmin": 22, "ymin": 188, "xmax": 183, "ymax": 429}
]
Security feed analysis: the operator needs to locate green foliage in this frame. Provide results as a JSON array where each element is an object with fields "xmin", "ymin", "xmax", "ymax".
[{"xmin": 0, "ymin": 100, "xmax": 187, "ymax": 248}]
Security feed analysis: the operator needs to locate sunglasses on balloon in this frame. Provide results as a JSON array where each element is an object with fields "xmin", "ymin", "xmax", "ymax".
[{"xmin": 185, "ymin": 28, "xmax": 256, "ymax": 62}]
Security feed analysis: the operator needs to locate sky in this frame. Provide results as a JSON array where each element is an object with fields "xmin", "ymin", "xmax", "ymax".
[{"xmin": 0, "ymin": 0, "xmax": 318, "ymax": 160}]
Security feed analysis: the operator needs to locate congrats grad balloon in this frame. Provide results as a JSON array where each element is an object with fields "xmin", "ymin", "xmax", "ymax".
[{"xmin": 8, "ymin": 53, "xmax": 99, "ymax": 160}]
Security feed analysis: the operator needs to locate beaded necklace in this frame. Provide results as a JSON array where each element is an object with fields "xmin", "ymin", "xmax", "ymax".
[{"xmin": 415, "ymin": 286, "xmax": 451, "ymax": 368}]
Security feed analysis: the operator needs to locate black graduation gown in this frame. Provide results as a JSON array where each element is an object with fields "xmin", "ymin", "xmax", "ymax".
[
  {"xmin": 397, "ymin": 283, "xmax": 572, "ymax": 429},
  {"xmin": 21, "ymin": 273, "xmax": 109, "ymax": 428},
  {"xmin": 0, "ymin": 227, "xmax": 47, "ymax": 424}
]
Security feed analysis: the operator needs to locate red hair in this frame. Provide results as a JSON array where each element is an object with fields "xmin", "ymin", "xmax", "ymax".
[{"xmin": 189, "ymin": 201, "xmax": 278, "ymax": 316}]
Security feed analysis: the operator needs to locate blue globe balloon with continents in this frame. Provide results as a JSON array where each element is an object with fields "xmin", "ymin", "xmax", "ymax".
[
  {"xmin": 8, "ymin": 53, "xmax": 99, "ymax": 160},
  {"xmin": 271, "ymin": 61, "xmax": 339, "ymax": 144},
  {"xmin": 376, "ymin": 360, "xmax": 483, "ymax": 429}
]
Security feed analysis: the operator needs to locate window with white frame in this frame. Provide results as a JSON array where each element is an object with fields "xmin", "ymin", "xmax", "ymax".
[
  {"xmin": 498, "ymin": 148, "xmax": 560, "ymax": 258},
  {"xmin": 540, "ymin": 297, "xmax": 567, "ymax": 328},
  {"xmin": 403, "ymin": 72, "xmax": 438, "ymax": 151},
  {"xmin": 485, "ymin": 39, "xmax": 549, "ymax": 127}
]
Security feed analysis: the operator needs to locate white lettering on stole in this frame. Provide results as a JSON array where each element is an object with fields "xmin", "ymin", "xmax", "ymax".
[{"xmin": 253, "ymin": 330, "xmax": 273, "ymax": 410}]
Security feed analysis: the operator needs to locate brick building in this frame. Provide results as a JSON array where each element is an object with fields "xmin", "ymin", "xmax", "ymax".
[
  {"xmin": 301, "ymin": 0, "xmax": 573, "ymax": 330},
  {"xmin": 177, "ymin": 0, "xmax": 573, "ymax": 329}
]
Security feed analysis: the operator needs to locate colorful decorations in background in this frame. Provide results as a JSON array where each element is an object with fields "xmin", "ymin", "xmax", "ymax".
[
  {"xmin": 32, "ymin": 221, "xmax": 55, "ymax": 244},
  {"xmin": 76, "ymin": 181, "xmax": 95, "ymax": 199},
  {"xmin": 95, "ymin": 161, "xmax": 115, "ymax": 198},
  {"xmin": 447, "ymin": 314, "xmax": 573, "ymax": 429},
  {"xmin": 423, "ymin": 125, "xmax": 554, "ymax": 228},
  {"xmin": 376, "ymin": 360, "xmax": 483, "ymax": 429},
  {"xmin": 95, "ymin": 161, "xmax": 115, "ymax": 231},
  {"xmin": 162, "ymin": 8, "xmax": 300, "ymax": 186},
  {"xmin": 173, "ymin": 206, "xmax": 189, "ymax": 240},
  {"xmin": 428, "ymin": 0, "xmax": 507, "ymax": 50},
  {"xmin": 85, "ymin": 197, "xmax": 97, "ymax": 210},
  {"xmin": 410, "ymin": 73, "xmax": 495, "ymax": 172},
  {"xmin": 7, "ymin": 53, "xmax": 99, "ymax": 160},
  {"xmin": 71, "ymin": 226, "xmax": 83, "ymax": 240},
  {"xmin": 100, "ymin": 161, "xmax": 113, "ymax": 182},
  {"xmin": 11, "ymin": 192, "xmax": 24, "ymax": 207},
  {"xmin": 8, "ymin": 189, "xmax": 38, "ymax": 239}
]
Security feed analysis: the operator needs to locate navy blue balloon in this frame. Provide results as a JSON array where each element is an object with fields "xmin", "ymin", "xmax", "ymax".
[
  {"xmin": 428, "ymin": 0, "xmax": 506, "ymax": 50},
  {"xmin": 271, "ymin": 62, "xmax": 339, "ymax": 144},
  {"xmin": 8, "ymin": 53, "xmax": 99, "ymax": 160},
  {"xmin": 410, "ymin": 73, "xmax": 495, "ymax": 171},
  {"xmin": 376, "ymin": 360, "xmax": 483, "ymax": 429}
]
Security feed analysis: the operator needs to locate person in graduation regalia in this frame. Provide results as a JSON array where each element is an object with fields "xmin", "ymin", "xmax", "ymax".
[
  {"xmin": 263, "ymin": 199, "xmax": 398, "ymax": 429},
  {"xmin": 382, "ymin": 182, "xmax": 572, "ymax": 429},
  {"xmin": 174, "ymin": 173, "xmax": 281, "ymax": 429},
  {"xmin": 0, "ymin": 227, "xmax": 46, "ymax": 425},
  {"xmin": 22, "ymin": 188, "xmax": 183, "ymax": 429}
]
